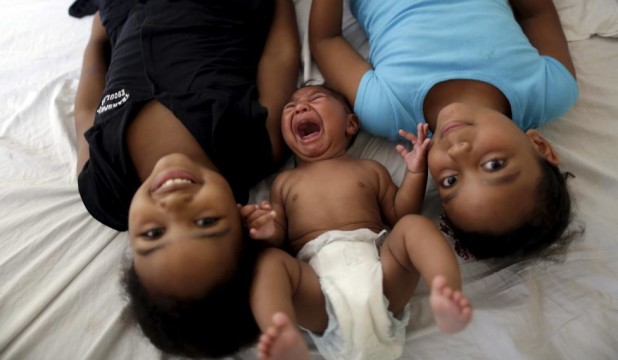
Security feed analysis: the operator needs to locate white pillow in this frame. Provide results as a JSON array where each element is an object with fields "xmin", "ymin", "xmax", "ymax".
[{"xmin": 554, "ymin": 0, "xmax": 618, "ymax": 41}]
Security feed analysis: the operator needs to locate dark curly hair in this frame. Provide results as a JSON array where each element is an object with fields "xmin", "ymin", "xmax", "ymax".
[
  {"xmin": 122, "ymin": 231, "xmax": 263, "ymax": 358},
  {"xmin": 440, "ymin": 158, "xmax": 583, "ymax": 260},
  {"xmin": 300, "ymin": 81, "xmax": 354, "ymax": 115}
]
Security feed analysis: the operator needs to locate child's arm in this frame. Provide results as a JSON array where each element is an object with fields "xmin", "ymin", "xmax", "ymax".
[
  {"xmin": 75, "ymin": 12, "xmax": 110, "ymax": 174},
  {"xmin": 309, "ymin": 0, "xmax": 371, "ymax": 107},
  {"xmin": 257, "ymin": 0, "xmax": 301, "ymax": 162},
  {"xmin": 509, "ymin": 0, "xmax": 576, "ymax": 78}
]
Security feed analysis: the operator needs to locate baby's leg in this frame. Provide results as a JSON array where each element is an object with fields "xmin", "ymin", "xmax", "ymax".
[
  {"xmin": 257, "ymin": 312, "xmax": 310, "ymax": 360},
  {"xmin": 429, "ymin": 275, "xmax": 472, "ymax": 333},
  {"xmin": 251, "ymin": 248, "xmax": 327, "ymax": 359},
  {"xmin": 380, "ymin": 214, "xmax": 472, "ymax": 332}
]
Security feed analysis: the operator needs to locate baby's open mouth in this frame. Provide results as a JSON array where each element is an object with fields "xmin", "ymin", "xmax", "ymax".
[{"xmin": 295, "ymin": 121, "xmax": 321, "ymax": 139}]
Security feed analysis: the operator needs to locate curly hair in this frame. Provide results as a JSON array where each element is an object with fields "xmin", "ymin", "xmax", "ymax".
[
  {"xmin": 440, "ymin": 158, "xmax": 583, "ymax": 261},
  {"xmin": 299, "ymin": 81, "xmax": 354, "ymax": 114},
  {"xmin": 122, "ymin": 233, "xmax": 263, "ymax": 358}
]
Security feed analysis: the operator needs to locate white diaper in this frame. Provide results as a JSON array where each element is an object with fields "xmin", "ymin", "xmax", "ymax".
[{"xmin": 297, "ymin": 229, "xmax": 410, "ymax": 360}]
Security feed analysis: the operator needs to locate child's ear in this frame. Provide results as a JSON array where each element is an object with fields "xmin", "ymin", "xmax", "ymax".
[
  {"xmin": 346, "ymin": 114, "xmax": 360, "ymax": 136},
  {"xmin": 525, "ymin": 129, "xmax": 560, "ymax": 166}
]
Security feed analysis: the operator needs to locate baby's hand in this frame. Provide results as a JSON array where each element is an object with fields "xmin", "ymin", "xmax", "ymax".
[
  {"xmin": 396, "ymin": 123, "xmax": 431, "ymax": 174},
  {"xmin": 239, "ymin": 201, "xmax": 277, "ymax": 240}
]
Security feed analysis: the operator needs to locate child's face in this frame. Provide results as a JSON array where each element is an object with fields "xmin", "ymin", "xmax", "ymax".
[
  {"xmin": 281, "ymin": 86, "xmax": 358, "ymax": 161},
  {"xmin": 128, "ymin": 153, "xmax": 243, "ymax": 299},
  {"xmin": 428, "ymin": 103, "xmax": 558, "ymax": 233}
]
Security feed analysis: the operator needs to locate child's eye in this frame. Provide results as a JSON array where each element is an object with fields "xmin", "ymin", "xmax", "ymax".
[
  {"xmin": 142, "ymin": 228, "xmax": 164, "ymax": 240},
  {"xmin": 440, "ymin": 175, "xmax": 458, "ymax": 188},
  {"xmin": 311, "ymin": 94, "xmax": 324, "ymax": 101},
  {"xmin": 195, "ymin": 218, "xmax": 218, "ymax": 227},
  {"xmin": 482, "ymin": 159, "xmax": 506, "ymax": 171}
]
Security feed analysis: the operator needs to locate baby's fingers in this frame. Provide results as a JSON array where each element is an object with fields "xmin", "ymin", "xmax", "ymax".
[
  {"xmin": 396, "ymin": 144, "xmax": 410, "ymax": 158},
  {"xmin": 239, "ymin": 203, "xmax": 258, "ymax": 218},
  {"xmin": 258, "ymin": 200, "xmax": 272, "ymax": 211},
  {"xmin": 398, "ymin": 129, "xmax": 418, "ymax": 143},
  {"xmin": 248, "ymin": 210, "xmax": 276, "ymax": 230},
  {"xmin": 416, "ymin": 123, "xmax": 429, "ymax": 142},
  {"xmin": 419, "ymin": 137, "xmax": 431, "ymax": 152}
]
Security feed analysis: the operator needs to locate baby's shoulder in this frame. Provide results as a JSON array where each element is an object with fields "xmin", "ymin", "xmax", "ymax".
[
  {"xmin": 271, "ymin": 167, "xmax": 306, "ymax": 191},
  {"xmin": 356, "ymin": 158, "xmax": 389, "ymax": 175}
]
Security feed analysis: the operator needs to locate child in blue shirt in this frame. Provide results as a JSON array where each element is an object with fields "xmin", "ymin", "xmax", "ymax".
[{"xmin": 310, "ymin": 0, "xmax": 579, "ymax": 260}]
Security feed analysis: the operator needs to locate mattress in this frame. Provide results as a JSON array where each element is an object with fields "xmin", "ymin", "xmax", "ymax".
[{"xmin": 1, "ymin": 0, "xmax": 617, "ymax": 359}]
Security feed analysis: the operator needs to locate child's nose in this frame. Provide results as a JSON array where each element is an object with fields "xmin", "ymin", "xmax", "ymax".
[
  {"xmin": 447, "ymin": 141, "xmax": 471, "ymax": 158},
  {"xmin": 158, "ymin": 192, "xmax": 192, "ymax": 211}
]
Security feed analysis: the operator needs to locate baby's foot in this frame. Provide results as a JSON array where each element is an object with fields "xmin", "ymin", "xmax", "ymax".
[
  {"xmin": 429, "ymin": 275, "xmax": 473, "ymax": 334},
  {"xmin": 257, "ymin": 312, "xmax": 311, "ymax": 360}
]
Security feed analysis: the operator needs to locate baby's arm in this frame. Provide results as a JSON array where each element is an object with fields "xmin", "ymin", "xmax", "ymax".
[
  {"xmin": 241, "ymin": 175, "xmax": 288, "ymax": 247},
  {"xmin": 75, "ymin": 12, "xmax": 110, "ymax": 174},
  {"xmin": 309, "ymin": 0, "xmax": 371, "ymax": 107},
  {"xmin": 241, "ymin": 202, "xmax": 282, "ymax": 245},
  {"xmin": 373, "ymin": 123, "xmax": 429, "ymax": 226},
  {"xmin": 394, "ymin": 124, "xmax": 431, "ymax": 215},
  {"xmin": 509, "ymin": 0, "xmax": 575, "ymax": 78}
]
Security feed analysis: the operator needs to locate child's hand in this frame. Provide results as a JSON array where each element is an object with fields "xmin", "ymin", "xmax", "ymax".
[
  {"xmin": 239, "ymin": 201, "xmax": 277, "ymax": 240},
  {"xmin": 396, "ymin": 123, "xmax": 431, "ymax": 174}
]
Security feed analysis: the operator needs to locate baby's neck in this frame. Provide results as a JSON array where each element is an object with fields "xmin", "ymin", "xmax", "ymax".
[
  {"xmin": 295, "ymin": 150, "xmax": 351, "ymax": 166},
  {"xmin": 423, "ymin": 79, "xmax": 511, "ymax": 131}
]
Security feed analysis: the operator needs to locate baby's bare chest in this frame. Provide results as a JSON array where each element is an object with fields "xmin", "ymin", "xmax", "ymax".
[{"xmin": 284, "ymin": 162, "xmax": 378, "ymax": 207}]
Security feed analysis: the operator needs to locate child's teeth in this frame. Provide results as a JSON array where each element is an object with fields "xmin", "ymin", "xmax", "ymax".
[{"xmin": 162, "ymin": 178, "xmax": 192, "ymax": 188}]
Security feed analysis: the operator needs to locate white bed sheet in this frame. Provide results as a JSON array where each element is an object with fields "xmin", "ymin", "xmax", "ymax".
[{"xmin": 1, "ymin": 1, "xmax": 617, "ymax": 359}]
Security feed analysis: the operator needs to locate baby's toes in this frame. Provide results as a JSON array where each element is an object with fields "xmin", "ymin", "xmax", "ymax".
[
  {"xmin": 451, "ymin": 290, "xmax": 463, "ymax": 301},
  {"xmin": 441, "ymin": 286, "xmax": 453, "ymax": 299},
  {"xmin": 432, "ymin": 275, "xmax": 447, "ymax": 290},
  {"xmin": 458, "ymin": 297, "xmax": 470, "ymax": 308}
]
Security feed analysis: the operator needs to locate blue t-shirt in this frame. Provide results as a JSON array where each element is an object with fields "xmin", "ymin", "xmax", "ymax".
[{"xmin": 351, "ymin": 0, "xmax": 578, "ymax": 141}]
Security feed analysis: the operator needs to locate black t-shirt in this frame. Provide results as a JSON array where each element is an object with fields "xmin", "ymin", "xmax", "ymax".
[{"xmin": 78, "ymin": 0, "xmax": 276, "ymax": 231}]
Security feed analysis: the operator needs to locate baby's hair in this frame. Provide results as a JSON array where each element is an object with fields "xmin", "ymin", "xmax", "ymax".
[
  {"xmin": 122, "ymin": 231, "xmax": 263, "ymax": 358},
  {"xmin": 440, "ymin": 158, "xmax": 583, "ymax": 261},
  {"xmin": 300, "ymin": 80, "xmax": 354, "ymax": 115}
]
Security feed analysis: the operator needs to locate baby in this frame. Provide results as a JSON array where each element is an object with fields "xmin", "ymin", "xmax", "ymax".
[{"xmin": 242, "ymin": 85, "xmax": 472, "ymax": 360}]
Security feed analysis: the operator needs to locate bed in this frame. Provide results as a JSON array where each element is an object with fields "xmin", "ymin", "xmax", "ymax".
[{"xmin": 1, "ymin": 0, "xmax": 617, "ymax": 359}]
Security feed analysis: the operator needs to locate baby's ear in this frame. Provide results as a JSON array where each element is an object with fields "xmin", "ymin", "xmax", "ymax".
[
  {"xmin": 346, "ymin": 114, "xmax": 360, "ymax": 136},
  {"xmin": 526, "ymin": 129, "xmax": 560, "ymax": 165}
]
